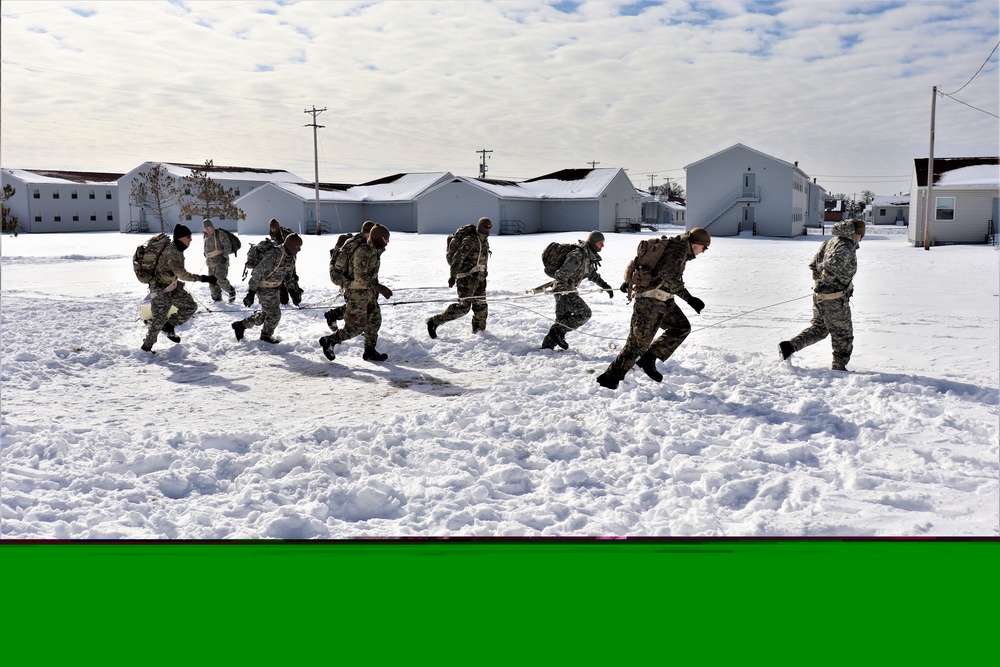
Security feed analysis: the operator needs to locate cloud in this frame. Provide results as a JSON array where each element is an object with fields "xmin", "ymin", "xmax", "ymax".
[{"xmin": 1, "ymin": 0, "xmax": 996, "ymax": 197}]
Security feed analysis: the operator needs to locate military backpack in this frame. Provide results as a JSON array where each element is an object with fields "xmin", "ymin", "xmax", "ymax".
[
  {"xmin": 445, "ymin": 225, "xmax": 479, "ymax": 267},
  {"xmin": 541, "ymin": 242, "xmax": 578, "ymax": 278},
  {"xmin": 218, "ymin": 228, "xmax": 242, "ymax": 256},
  {"xmin": 132, "ymin": 233, "xmax": 171, "ymax": 284},
  {"xmin": 622, "ymin": 235, "xmax": 672, "ymax": 299},
  {"xmin": 242, "ymin": 238, "xmax": 279, "ymax": 279},
  {"xmin": 328, "ymin": 232, "xmax": 365, "ymax": 288}
]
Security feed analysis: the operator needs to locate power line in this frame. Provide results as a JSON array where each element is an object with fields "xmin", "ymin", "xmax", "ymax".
[
  {"xmin": 942, "ymin": 40, "xmax": 1000, "ymax": 96},
  {"xmin": 939, "ymin": 92, "xmax": 1000, "ymax": 119}
]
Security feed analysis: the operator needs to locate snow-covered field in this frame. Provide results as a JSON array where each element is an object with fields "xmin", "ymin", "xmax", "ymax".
[{"xmin": 2, "ymin": 225, "xmax": 997, "ymax": 538}]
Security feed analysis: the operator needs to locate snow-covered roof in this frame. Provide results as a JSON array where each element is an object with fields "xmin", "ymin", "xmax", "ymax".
[
  {"xmin": 520, "ymin": 168, "xmax": 624, "ymax": 199},
  {"xmin": 914, "ymin": 157, "xmax": 999, "ymax": 188},
  {"xmin": 663, "ymin": 200, "xmax": 686, "ymax": 211},
  {"xmin": 352, "ymin": 172, "xmax": 453, "ymax": 201},
  {"xmin": 872, "ymin": 195, "xmax": 910, "ymax": 206},
  {"xmin": 154, "ymin": 162, "xmax": 306, "ymax": 184},
  {"xmin": 937, "ymin": 164, "xmax": 1000, "ymax": 188},
  {"xmin": 3, "ymin": 168, "xmax": 123, "ymax": 185}
]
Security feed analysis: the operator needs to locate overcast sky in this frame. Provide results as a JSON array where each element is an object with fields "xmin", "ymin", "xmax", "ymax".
[{"xmin": 2, "ymin": 0, "xmax": 997, "ymax": 197}]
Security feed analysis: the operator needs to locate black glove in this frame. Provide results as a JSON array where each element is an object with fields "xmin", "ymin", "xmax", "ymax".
[
  {"xmin": 378, "ymin": 285, "xmax": 393, "ymax": 300},
  {"xmin": 279, "ymin": 285, "xmax": 289, "ymax": 305},
  {"xmin": 290, "ymin": 288, "xmax": 302, "ymax": 306},
  {"xmin": 448, "ymin": 276, "xmax": 456, "ymax": 288},
  {"xmin": 200, "ymin": 275, "xmax": 218, "ymax": 285},
  {"xmin": 620, "ymin": 282, "xmax": 629, "ymax": 294},
  {"xmin": 243, "ymin": 290, "xmax": 256, "ymax": 308},
  {"xmin": 687, "ymin": 296, "xmax": 705, "ymax": 314},
  {"xmin": 606, "ymin": 288, "xmax": 614, "ymax": 299}
]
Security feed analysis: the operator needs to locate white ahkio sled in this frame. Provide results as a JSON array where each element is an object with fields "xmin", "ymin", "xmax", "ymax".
[{"xmin": 138, "ymin": 293, "xmax": 178, "ymax": 324}]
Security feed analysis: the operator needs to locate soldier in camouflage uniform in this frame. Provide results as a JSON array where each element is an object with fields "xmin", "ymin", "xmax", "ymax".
[
  {"xmin": 232, "ymin": 233, "xmax": 304, "ymax": 344},
  {"xmin": 202, "ymin": 218, "xmax": 237, "ymax": 303},
  {"xmin": 427, "ymin": 217, "xmax": 492, "ymax": 339},
  {"xmin": 596, "ymin": 228, "xmax": 711, "ymax": 390},
  {"xmin": 779, "ymin": 220, "xmax": 864, "ymax": 371},
  {"xmin": 541, "ymin": 231, "xmax": 614, "ymax": 350},
  {"xmin": 267, "ymin": 218, "xmax": 300, "ymax": 306},
  {"xmin": 325, "ymin": 220, "xmax": 375, "ymax": 328},
  {"xmin": 141, "ymin": 224, "xmax": 218, "ymax": 353},
  {"xmin": 319, "ymin": 223, "xmax": 393, "ymax": 362}
]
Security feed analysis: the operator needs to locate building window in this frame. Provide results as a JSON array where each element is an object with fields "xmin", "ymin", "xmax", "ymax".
[
  {"xmin": 89, "ymin": 190, "xmax": 96, "ymax": 199},
  {"xmin": 71, "ymin": 190, "xmax": 78, "ymax": 199},
  {"xmin": 34, "ymin": 213, "xmax": 41, "ymax": 222},
  {"xmin": 185, "ymin": 214, "xmax": 192, "ymax": 221},
  {"xmin": 54, "ymin": 214, "xmax": 61, "ymax": 222},
  {"xmin": 107, "ymin": 211, "xmax": 114, "ymax": 221},
  {"xmin": 73, "ymin": 213, "xmax": 80, "ymax": 221},
  {"xmin": 105, "ymin": 190, "xmax": 113, "ymax": 199},
  {"xmin": 90, "ymin": 214, "xmax": 97, "ymax": 221},
  {"xmin": 879, "ymin": 209, "xmax": 886, "ymax": 216},
  {"xmin": 33, "ymin": 189, "xmax": 40, "ymax": 199},
  {"xmin": 935, "ymin": 197, "xmax": 955, "ymax": 221},
  {"xmin": 53, "ymin": 191, "xmax": 60, "ymax": 199},
  {"xmin": 234, "ymin": 187, "xmax": 240, "ymax": 196}
]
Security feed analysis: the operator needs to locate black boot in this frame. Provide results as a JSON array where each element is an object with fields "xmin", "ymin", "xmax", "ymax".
[
  {"xmin": 363, "ymin": 345, "xmax": 388, "ymax": 362},
  {"xmin": 637, "ymin": 352, "xmax": 663, "ymax": 382},
  {"xmin": 554, "ymin": 327, "xmax": 569, "ymax": 350},
  {"xmin": 232, "ymin": 321, "xmax": 245, "ymax": 342},
  {"xmin": 779, "ymin": 341, "xmax": 794, "ymax": 360},
  {"xmin": 319, "ymin": 335, "xmax": 336, "ymax": 361},
  {"xmin": 426, "ymin": 318, "xmax": 438, "ymax": 340},
  {"xmin": 541, "ymin": 325, "xmax": 559, "ymax": 350},
  {"xmin": 596, "ymin": 372, "xmax": 621, "ymax": 390},
  {"xmin": 259, "ymin": 333, "xmax": 281, "ymax": 344},
  {"xmin": 161, "ymin": 322, "xmax": 180, "ymax": 343}
]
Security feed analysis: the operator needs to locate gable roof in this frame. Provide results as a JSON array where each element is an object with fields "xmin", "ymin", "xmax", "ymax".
[
  {"xmin": 519, "ymin": 167, "xmax": 625, "ymax": 199},
  {"xmin": 150, "ymin": 161, "xmax": 305, "ymax": 183},
  {"xmin": 913, "ymin": 157, "xmax": 1000, "ymax": 188},
  {"xmin": 3, "ymin": 168, "xmax": 123, "ymax": 185},
  {"xmin": 872, "ymin": 194, "xmax": 910, "ymax": 206},
  {"xmin": 684, "ymin": 143, "xmax": 804, "ymax": 173}
]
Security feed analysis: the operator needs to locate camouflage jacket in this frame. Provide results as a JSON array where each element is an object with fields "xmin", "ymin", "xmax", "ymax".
[
  {"xmin": 348, "ymin": 239, "xmax": 387, "ymax": 292},
  {"xmin": 647, "ymin": 232, "xmax": 698, "ymax": 301},
  {"xmin": 555, "ymin": 242, "xmax": 606, "ymax": 292},
  {"xmin": 451, "ymin": 229, "xmax": 490, "ymax": 278},
  {"xmin": 203, "ymin": 229, "xmax": 233, "ymax": 259},
  {"xmin": 810, "ymin": 220, "xmax": 858, "ymax": 294},
  {"xmin": 151, "ymin": 239, "xmax": 202, "ymax": 289},
  {"xmin": 248, "ymin": 245, "xmax": 300, "ymax": 292}
]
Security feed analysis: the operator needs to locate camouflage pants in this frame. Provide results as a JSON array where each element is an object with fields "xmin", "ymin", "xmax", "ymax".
[
  {"xmin": 429, "ymin": 275, "xmax": 487, "ymax": 331},
  {"xmin": 143, "ymin": 284, "xmax": 198, "ymax": 349},
  {"xmin": 330, "ymin": 288, "xmax": 382, "ymax": 347},
  {"xmin": 789, "ymin": 295, "xmax": 853, "ymax": 368},
  {"xmin": 242, "ymin": 287, "xmax": 283, "ymax": 337},
  {"xmin": 552, "ymin": 291, "xmax": 592, "ymax": 336},
  {"xmin": 206, "ymin": 257, "xmax": 236, "ymax": 301},
  {"xmin": 603, "ymin": 297, "xmax": 690, "ymax": 379}
]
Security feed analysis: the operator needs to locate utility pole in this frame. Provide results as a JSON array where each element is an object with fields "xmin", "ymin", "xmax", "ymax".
[
  {"xmin": 304, "ymin": 106, "xmax": 327, "ymax": 234},
  {"xmin": 923, "ymin": 86, "xmax": 937, "ymax": 251},
  {"xmin": 647, "ymin": 173, "xmax": 657, "ymax": 192},
  {"xmin": 477, "ymin": 149, "xmax": 493, "ymax": 179},
  {"xmin": 588, "ymin": 161, "xmax": 600, "ymax": 169}
]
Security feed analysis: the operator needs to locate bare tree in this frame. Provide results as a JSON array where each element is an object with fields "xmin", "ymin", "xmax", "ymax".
[
  {"xmin": 652, "ymin": 181, "xmax": 685, "ymax": 199},
  {"xmin": 2, "ymin": 184, "xmax": 21, "ymax": 236},
  {"xmin": 177, "ymin": 159, "xmax": 247, "ymax": 225},
  {"xmin": 131, "ymin": 163, "xmax": 180, "ymax": 233}
]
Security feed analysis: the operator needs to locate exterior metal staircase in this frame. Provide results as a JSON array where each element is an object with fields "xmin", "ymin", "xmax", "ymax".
[
  {"xmin": 500, "ymin": 219, "xmax": 524, "ymax": 235},
  {"xmin": 703, "ymin": 186, "xmax": 760, "ymax": 230}
]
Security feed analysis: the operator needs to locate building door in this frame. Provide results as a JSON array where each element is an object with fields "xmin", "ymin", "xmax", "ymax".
[
  {"xmin": 741, "ymin": 205, "xmax": 755, "ymax": 232},
  {"xmin": 743, "ymin": 173, "xmax": 756, "ymax": 197}
]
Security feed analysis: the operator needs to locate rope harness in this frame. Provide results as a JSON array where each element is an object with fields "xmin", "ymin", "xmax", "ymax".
[{"xmin": 152, "ymin": 279, "xmax": 814, "ymax": 346}]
